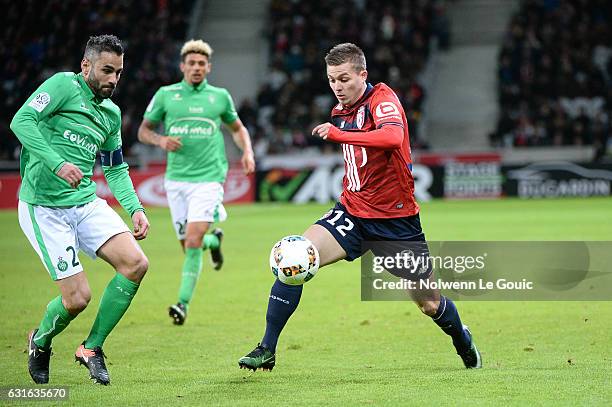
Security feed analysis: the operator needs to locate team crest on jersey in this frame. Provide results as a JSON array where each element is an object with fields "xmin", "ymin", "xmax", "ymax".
[
  {"xmin": 172, "ymin": 93, "xmax": 182, "ymax": 101},
  {"xmin": 208, "ymin": 95, "xmax": 215, "ymax": 104},
  {"xmin": 356, "ymin": 106, "xmax": 365, "ymax": 129},
  {"xmin": 57, "ymin": 257, "xmax": 68, "ymax": 272}
]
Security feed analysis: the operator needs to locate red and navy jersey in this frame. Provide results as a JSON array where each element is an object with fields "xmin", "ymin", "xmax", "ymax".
[{"xmin": 327, "ymin": 82, "xmax": 419, "ymax": 218}]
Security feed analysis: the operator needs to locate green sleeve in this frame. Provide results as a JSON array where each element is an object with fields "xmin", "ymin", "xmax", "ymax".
[
  {"xmin": 101, "ymin": 126, "xmax": 144, "ymax": 217},
  {"xmin": 9, "ymin": 73, "xmax": 69, "ymax": 173},
  {"xmin": 143, "ymin": 89, "xmax": 165, "ymax": 123},
  {"xmin": 103, "ymin": 163, "xmax": 144, "ymax": 216},
  {"xmin": 220, "ymin": 89, "xmax": 239, "ymax": 124}
]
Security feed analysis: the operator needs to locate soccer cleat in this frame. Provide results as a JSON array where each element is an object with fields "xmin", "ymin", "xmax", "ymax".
[
  {"xmin": 210, "ymin": 228, "xmax": 224, "ymax": 271},
  {"xmin": 75, "ymin": 343, "xmax": 110, "ymax": 385},
  {"xmin": 168, "ymin": 302, "xmax": 187, "ymax": 325},
  {"xmin": 238, "ymin": 343, "xmax": 276, "ymax": 371},
  {"xmin": 458, "ymin": 326, "xmax": 482, "ymax": 369},
  {"xmin": 27, "ymin": 329, "xmax": 51, "ymax": 384}
]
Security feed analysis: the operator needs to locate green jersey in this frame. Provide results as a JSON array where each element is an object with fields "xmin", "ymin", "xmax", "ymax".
[
  {"xmin": 143, "ymin": 79, "xmax": 238, "ymax": 182},
  {"xmin": 10, "ymin": 72, "xmax": 143, "ymax": 215}
]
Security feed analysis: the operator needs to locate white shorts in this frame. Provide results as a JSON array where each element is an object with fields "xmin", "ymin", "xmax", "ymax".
[
  {"xmin": 18, "ymin": 198, "xmax": 130, "ymax": 281},
  {"xmin": 164, "ymin": 180, "xmax": 227, "ymax": 240}
]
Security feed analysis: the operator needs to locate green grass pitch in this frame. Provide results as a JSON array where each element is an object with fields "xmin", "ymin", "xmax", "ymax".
[{"xmin": 1, "ymin": 198, "xmax": 611, "ymax": 406}]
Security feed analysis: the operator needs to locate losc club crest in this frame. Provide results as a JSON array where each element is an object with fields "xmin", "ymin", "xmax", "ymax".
[
  {"xmin": 356, "ymin": 106, "xmax": 365, "ymax": 129},
  {"xmin": 57, "ymin": 257, "xmax": 68, "ymax": 272}
]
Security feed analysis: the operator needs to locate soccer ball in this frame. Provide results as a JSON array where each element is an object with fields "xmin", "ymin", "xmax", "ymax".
[{"xmin": 269, "ymin": 235, "xmax": 320, "ymax": 285}]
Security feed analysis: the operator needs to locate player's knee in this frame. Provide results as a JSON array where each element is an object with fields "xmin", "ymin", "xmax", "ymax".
[
  {"xmin": 417, "ymin": 299, "xmax": 439, "ymax": 317},
  {"xmin": 131, "ymin": 254, "xmax": 149, "ymax": 281},
  {"xmin": 184, "ymin": 235, "xmax": 203, "ymax": 249},
  {"xmin": 118, "ymin": 253, "xmax": 149, "ymax": 283},
  {"xmin": 64, "ymin": 288, "xmax": 91, "ymax": 314}
]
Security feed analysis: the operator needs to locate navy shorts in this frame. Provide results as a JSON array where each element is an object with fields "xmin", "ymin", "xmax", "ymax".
[{"xmin": 315, "ymin": 202, "xmax": 431, "ymax": 279}]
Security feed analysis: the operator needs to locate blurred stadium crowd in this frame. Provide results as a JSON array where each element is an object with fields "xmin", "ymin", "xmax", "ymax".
[
  {"xmin": 1, "ymin": 0, "xmax": 450, "ymax": 161},
  {"xmin": 492, "ymin": 0, "xmax": 611, "ymax": 159},
  {"xmin": 2, "ymin": 0, "xmax": 610, "ymax": 162},
  {"xmin": 242, "ymin": 0, "xmax": 452, "ymax": 155},
  {"xmin": 0, "ymin": 0, "xmax": 192, "ymax": 160}
]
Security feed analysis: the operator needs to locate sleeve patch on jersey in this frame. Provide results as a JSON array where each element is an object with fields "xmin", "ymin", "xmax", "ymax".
[
  {"xmin": 100, "ymin": 149, "xmax": 124, "ymax": 167},
  {"xmin": 374, "ymin": 101, "xmax": 400, "ymax": 118},
  {"xmin": 28, "ymin": 92, "xmax": 51, "ymax": 112}
]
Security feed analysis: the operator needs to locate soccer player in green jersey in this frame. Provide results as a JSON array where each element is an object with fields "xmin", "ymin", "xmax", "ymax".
[
  {"xmin": 10, "ymin": 35, "xmax": 150, "ymax": 385},
  {"xmin": 137, "ymin": 39, "xmax": 255, "ymax": 325}
]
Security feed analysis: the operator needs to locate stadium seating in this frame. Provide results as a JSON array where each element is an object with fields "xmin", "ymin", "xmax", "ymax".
[
  {"xmin": 242, "ymin": 0, "xmax": 452, "ymax": 155},
  {"xmin": 492, "ymin": 0, "xmax": 612, "ymax": 153},
  {"xmin": 0, "ymin": 0, "xmax": 194, "ymax": 160}
]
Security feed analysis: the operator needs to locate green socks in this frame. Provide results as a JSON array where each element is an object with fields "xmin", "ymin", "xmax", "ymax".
[
  {"xmin": 84, "ymin": 273, "xmax": 139, "ymax": 349},
  {"xmin": 33, "ymin": 296, "xmax": 75, "ymax": 349},
  {"xmin": 203, "ymin": 234, "xmax": 220, "ymax": 250},
  {"xmin": 178, "ymin": 248, "xmax": 203, "ymax": 307},
  {"xmin": 33, "ymin": 275, "xmax": 139, "ymax": 350}
]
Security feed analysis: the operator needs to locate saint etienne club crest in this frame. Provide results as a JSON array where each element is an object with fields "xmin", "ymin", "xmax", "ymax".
[
  {"xmin": 356, "ymin": 106, "xmax": 365, "ymax": 129},
  {"xmin": 57, "ymin": 256, "xmax": 68, "ymax": 272}
]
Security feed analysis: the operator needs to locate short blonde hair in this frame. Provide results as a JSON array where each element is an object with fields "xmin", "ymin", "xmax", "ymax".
[{"xmin": 180, "ymin": 39, "xmax": 213, "ymax": 60}]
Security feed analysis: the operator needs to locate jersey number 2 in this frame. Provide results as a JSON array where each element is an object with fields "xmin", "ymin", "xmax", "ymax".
[{"xmin": 65, "ymin": 246, "xmax": 80, "ymax": 267}]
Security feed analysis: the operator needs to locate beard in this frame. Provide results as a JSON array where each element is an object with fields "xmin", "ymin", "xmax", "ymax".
[{"xmin": 87, "ymin": 71, "xmax": 115, "ymax": 98}]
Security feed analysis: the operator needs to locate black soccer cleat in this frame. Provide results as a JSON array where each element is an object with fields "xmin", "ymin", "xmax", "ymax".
[
  {"xmin": 458, "ymin": 326, "xmax": 482, "ymax": 369},
  {"xmin": 210, "ymin": 228, "xmax": 224, "ymax": 271},
  {"xmin": 238, "ymin": 344, "xmax": 276, "ymax": 371},
  {"xmin": 75, "ymin": 343, "xmax": 110, "ymax": 385},
  {"xmin": 27, "ymin": 329, "xmax": 51, "ymax": 384},
  {"xmin": 168, "ymin": 302, "xmax": 187, "ymax": 325}
]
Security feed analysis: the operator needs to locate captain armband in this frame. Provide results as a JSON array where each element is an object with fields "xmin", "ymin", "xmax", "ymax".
[{"xmin": 100, "ymin": 149, "xmax": 124, "ymax": 167}]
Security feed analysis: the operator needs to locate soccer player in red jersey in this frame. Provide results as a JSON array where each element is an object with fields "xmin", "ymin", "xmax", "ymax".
[{"xmin": 239, "ymin": 43, "xmax": 481, "ymax": 371}]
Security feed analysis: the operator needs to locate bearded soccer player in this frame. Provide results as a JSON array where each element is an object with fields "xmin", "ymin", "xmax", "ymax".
[
  {"xmin": 239, "ymin": 43, "xmax": 481, "ymax": 371},
  {"xmin": 137, "ymin": 40, "xmax": 255, "ymax": 325},
  {"xmin": 10, "ymin": 35, "xmax": 150, "ymax": 385}
]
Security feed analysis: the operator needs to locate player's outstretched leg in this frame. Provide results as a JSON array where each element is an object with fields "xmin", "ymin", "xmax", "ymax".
[
  {"xmin": 426, "ymin": 295, "xmax": 481, "ymax": 369},
  {"xmin": 204, "ymin": 228, "xmax": 224, "ymax": 270},
  {"xmin": 239, "ymin": 279, "xmax": 303, "ymax": 371}
]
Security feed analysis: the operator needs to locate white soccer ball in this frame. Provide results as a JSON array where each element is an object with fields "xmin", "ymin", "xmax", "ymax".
[{"xmin": 269, "ymin": 235, "xmax": 320, "ymax": 285}]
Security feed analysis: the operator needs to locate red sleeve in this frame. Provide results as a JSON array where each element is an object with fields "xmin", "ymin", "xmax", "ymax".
[
  {"xmin": 326, "ymin": 124, "xmax": 403, "ymax": 149},
  {"xmin": 371, "ymin": 87, "xmax": 404, "ymax": 128}
]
